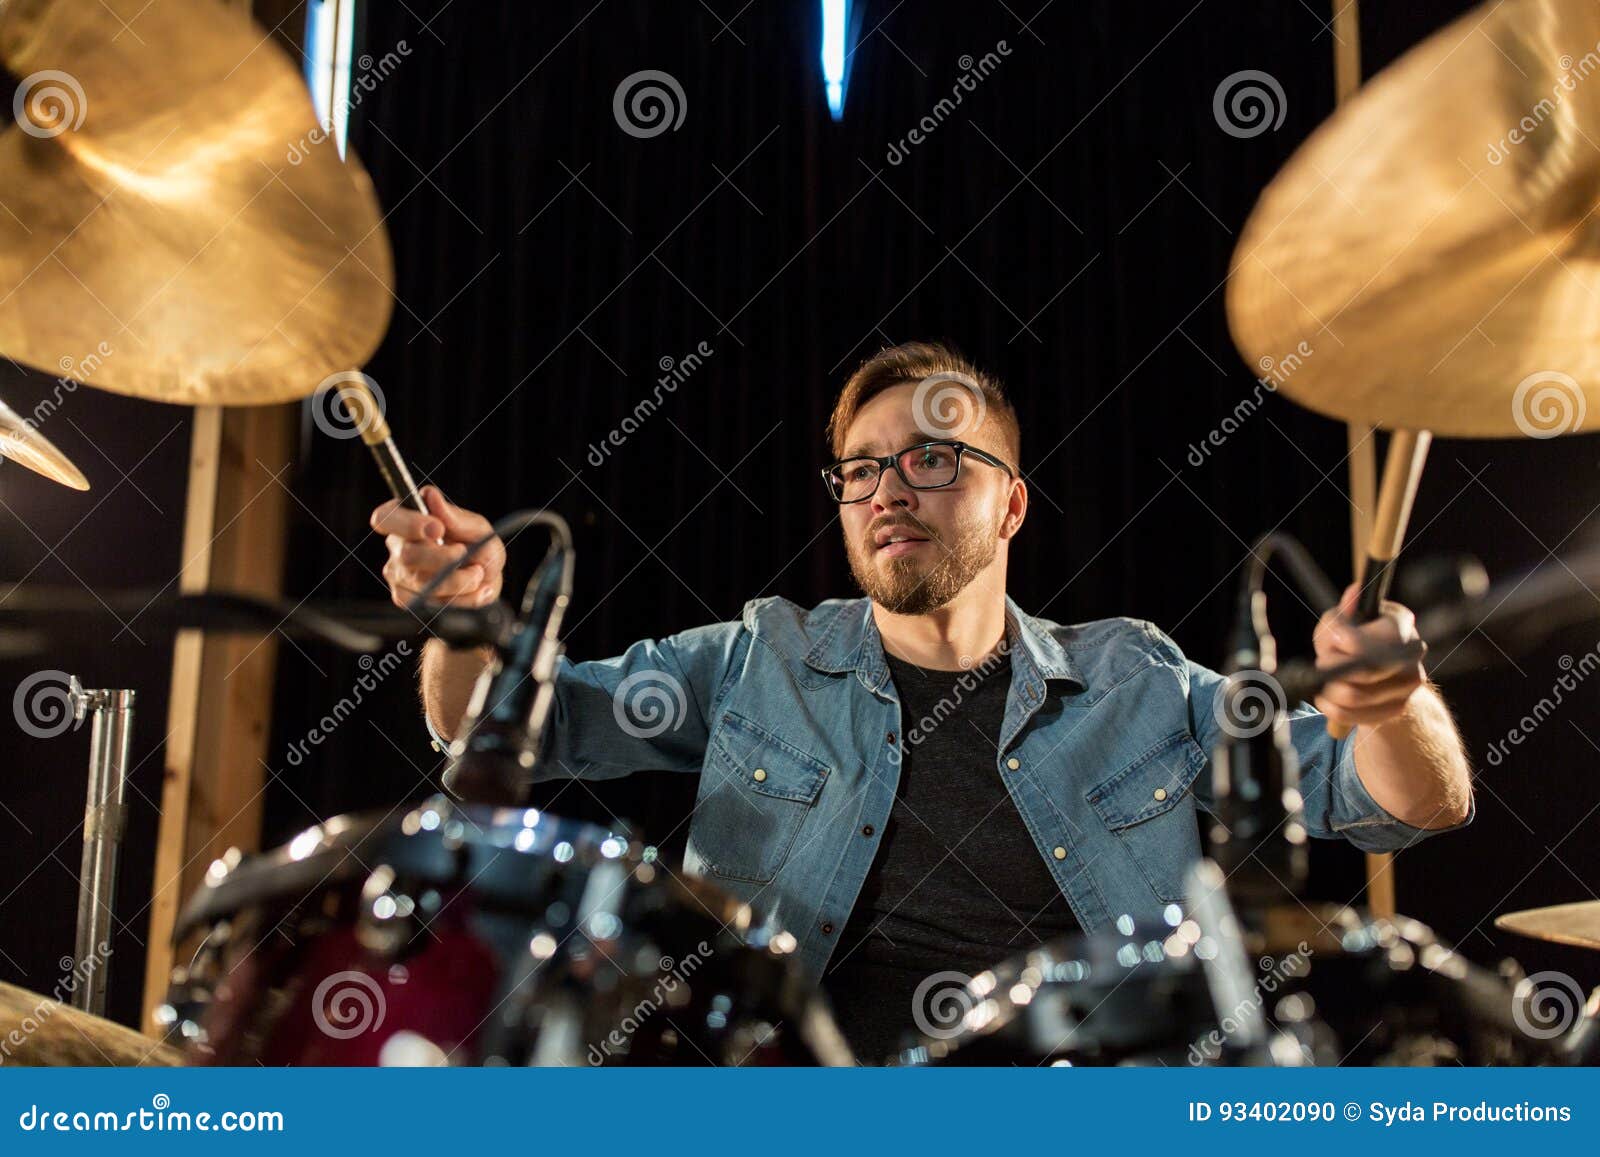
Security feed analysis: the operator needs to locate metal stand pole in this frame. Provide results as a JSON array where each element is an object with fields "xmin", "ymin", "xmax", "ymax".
[{"xmin": 69, "ymin": 678, "xmax": 136, "ymax": 1018}]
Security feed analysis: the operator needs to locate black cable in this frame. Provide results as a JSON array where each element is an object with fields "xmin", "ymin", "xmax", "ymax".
[
  {"xmin": 406, "ymin": 508, "xmax": 573, "ymax": 615},
  {"xmin": 1244, "ymin": 531, "xmax": 1341, "ymax": 615}
]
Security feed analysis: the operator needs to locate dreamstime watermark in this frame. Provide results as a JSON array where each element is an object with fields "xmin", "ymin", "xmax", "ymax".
[
  {"xmin": 0, "ymin": 345, "xmax": 113, "ymax": 478},
  {"xmin": 1186, "ymin": 941, "xmax": 1313, "ymax": 1064},
  {"xmin": 283, "ymin": 642, "xmax": 411, "ymax": 767},
  {"xmin": 1187, "ymin": 340, "xmax": 1314, "ymax": 466},
  {"xmin": 585, "ymin": 340, "xmax": 714, "ymax": 466},
  {"xmin": 1485, "ymin": 643, "xmax": 1600, "ymax": 767},
  {"xmin": 1487, "ymin": 43, "xmax": 1600, "ymax": 165},
  {"xmin": 1511, "ymin": 370, "xmax": 1586, "ymax": 439},
  {"xmin": 890, "ymin": 639, "xmax": 1011, "ymax": 767},
  {"xmin": 910, "ymin": 970, "xmax": 977, "ymax": 1040},
  {"xmin": 585, "ymin": 941, "xmax": 713, "ymax": 1064},
  {"xmin": 612, "ymin": 669, "xmax": 688, "ymax": 739},
  {"xmin": 309, "ymin": 370, "xmax": 388, "ymax": 441},
  {"xmin": 885, "ymin": 41, "xmax": 1011, "ymax": 165},
  {"xmin": 11, "ymin": 670, "xmax": 82, "ymax": 740},
  {"xmin": 0, "ymin": 943, "xmax": 113, "ymax": 1064},
  {"xmin": 912, "ymin": 370, "xmax": 986, "ymax": 441},
  {"xmin": 287, "ymin": 42, "xmax": 412, "ymax": 164},
  {"xmin": 613, "ymin": 70, "xmax": 687, "ymax": 138},
  {"xmin": 311, "ymin": 971, "xmax": 386, "ymax": 1039},
  {"xmin": 12, "ymin": 70, "xmax": 86, "ymax": 139},
  {"xmin": 1213, "ymin": 70, "xmax": 1286, "ymax": 138},
  {"xmin": 1512, "ymin": 970, "xmax": 1589, "ymax": 1041},
  {"xmin": 1211, "ymin": 669, "xmax": 1288, "ymax": 740}
]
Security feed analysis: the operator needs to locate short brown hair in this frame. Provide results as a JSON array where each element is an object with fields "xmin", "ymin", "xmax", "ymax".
[{"xmin": 826, "ymin": 340, "xmax": 1021, "ymax": 468}]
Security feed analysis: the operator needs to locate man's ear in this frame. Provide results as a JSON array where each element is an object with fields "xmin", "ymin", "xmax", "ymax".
[{"xmin": 1000, "ymin": 476, "xmax": 1028, "ymax": 540}]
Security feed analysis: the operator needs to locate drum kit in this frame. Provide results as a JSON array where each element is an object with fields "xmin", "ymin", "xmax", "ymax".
[{"xmin": 4, "ymin": 0, "xmax": 1600, "ymax": 1066}]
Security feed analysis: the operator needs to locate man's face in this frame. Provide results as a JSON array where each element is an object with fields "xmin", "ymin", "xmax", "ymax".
[{"xmin": 835, "ymin": 381, "xmax": 1015, "ymax": 616}]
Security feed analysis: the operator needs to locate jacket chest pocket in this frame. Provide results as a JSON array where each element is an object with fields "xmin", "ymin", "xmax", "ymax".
[
  {"xmin": 1086, "ymin": 732, "xmax": 1206, "ymax": 905},
  {"xmin": 692, "ymin": 711, "xmax": 831, "ymax": 883}
]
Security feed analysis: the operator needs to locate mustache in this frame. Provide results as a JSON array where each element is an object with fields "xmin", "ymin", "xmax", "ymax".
[{"xmin": 865, "ymin": 513, "xmax": 939, "ymax": 548}]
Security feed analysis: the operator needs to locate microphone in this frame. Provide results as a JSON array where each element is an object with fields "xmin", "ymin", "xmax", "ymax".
[
  {"xmin": 440, "ymin": 512, "xmax": 574, "ymax": 806},
  {"xmin": 1206, "ymin": 538, "xmax": 1310, "ymax": 906}
]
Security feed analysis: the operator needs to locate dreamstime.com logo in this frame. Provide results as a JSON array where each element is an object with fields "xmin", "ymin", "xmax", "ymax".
[
  {"xmin": 12, "ymin": 70, "xmax": 87, "ymax": 138},
  {"xmin": 1212, "ymin": 669, "xmax": 1288, "ymax": 740},
  {"xmin": 1484, "ymin": 643, "xmax": 1600, "ymax": 767},
  {"xmin": 586, "ymin": 941, "xmax": 714, "ymax": 1065},
  {"xmin": 884, "ymin": 40, "xmax": 1011, "ymax": 165},
  {"xmin": 1187, "ymin": 340, "xmax": 1314, "ymax": 467},
  {"xmin": 286, "ymin": 42, "xmax": 412, "ymax": 164},
  {"xmin": 911, "ymin": 970, "xmax": 976, "ymax": 1041},
  {"xmin": 612, "ymin": 669, "xmax": 688, "ymax": 738},
  {"xmin": 311, "ymin": 971, "xmax": 386, "ymax": 1040},
  {"xmin": 1213, "ymin": 70, "xmax": 1286, "ymax": 139},
  {"xmin": 1512, "ymin": 370, "xmax": 1586, "ymax": 439},
  {"xmin": 586, "ymin": 340, "xmax": 715, "ymax": 466},
  {"xmin": 311, "ymin": 371, "xmax": 387, "ymax": 441},
  {"xmin": 1187, "ymin": 942, "xmax": 1314, "ymax": 1064},
  {"xmin": 1512, "ymin": 970, "xmax": 1589, "ymax": 1041},
  {"xmin": 12, "ymin": 670, "xmax": 81, "ymax": 740},
  {"xmin": 283, "ymin": 641, "xmax": 411, "ymax": 767},
  {"xmin": 613, "ymin": 70, "xmax": 687, "ymax": 138},
  {"xmin": 913, "ymin": 371, "xmax": 986, "ymax": 440}
]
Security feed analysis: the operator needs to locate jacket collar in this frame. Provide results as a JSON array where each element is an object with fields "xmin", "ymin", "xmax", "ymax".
[{"xmin": 803, "ymin": 595, "xmax": 1084, "ymax": 696}]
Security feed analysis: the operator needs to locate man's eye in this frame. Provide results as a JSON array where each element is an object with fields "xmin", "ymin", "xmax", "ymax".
[{"xmin": 849, "ymin": 465, "xmax": 872, "ymax": 480}]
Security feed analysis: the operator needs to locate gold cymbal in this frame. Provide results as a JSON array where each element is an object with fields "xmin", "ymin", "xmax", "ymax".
[
  {"xmin": 0, "ymin": 0, "xmax": 393, "ymax": 405},
  {"xmin": 1496, "ymin": 900, "xmax": 1600, "ymax": 951},
  {"xmin": 0, "ymin": 395, "xmax": 88, "ymax": 489},
  {"xmin": 1227, "ymin": 0, "xmax": 1600, "ymax": 437},
  {"xmin": 0, "ymin": 981, "xmax": 180, "ymax": 1065}
]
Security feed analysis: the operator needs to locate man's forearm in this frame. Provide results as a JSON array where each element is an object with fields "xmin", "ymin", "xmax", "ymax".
[
  {"xmin": 1348, "ymin": 684, "xmax": 1473, "ymax": 829},
  {"xmin": 420, "ymin": 637, "xmax": 496, "ymax": 742}
]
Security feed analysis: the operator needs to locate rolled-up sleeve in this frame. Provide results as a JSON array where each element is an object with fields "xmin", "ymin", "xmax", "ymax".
[
  {"xmin": 1288, "ymin": 710, "xmax": 1474, "ymax": 851},
  {"xmin": 1185, "ymin": 658, "xmax": 1473, "ymax": 853},
  {"xmin": 426, "ymin": 618, "xmax": 750, "ymax": 784}
]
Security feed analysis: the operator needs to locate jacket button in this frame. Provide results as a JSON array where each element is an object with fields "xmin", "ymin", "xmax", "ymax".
[
  {"xmin": 1006, "ymin": 757, "xmax": 1020, "ymax": 770},
  {"xmin": 1052, "ymin": 846, "xmax": 1067, "ymax": 860},
  {"xmin": 753, "ymin": 768, "xmax": 767, "ymax": 782},
  {"xmin": 886, "ymin": 732, "xmax": 896, "ymax": 745},
  {"xmin": 821, "ymin": 921, "xmax": 834, "ymax": 934},
  {"xmin": 1153, "ymin": 787, "xmax": 1167, "ymax": 801},
  {"xmin": 862, "ymin": 824, "xmax": 875, "ymax": 837}
]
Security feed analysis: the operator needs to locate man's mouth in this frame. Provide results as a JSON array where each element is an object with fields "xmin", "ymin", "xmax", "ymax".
[{"xmin": 873, "ymin": 526, "xmax": 931, "ymax": 558}]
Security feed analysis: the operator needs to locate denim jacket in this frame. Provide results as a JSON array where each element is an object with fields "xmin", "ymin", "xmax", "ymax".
[{"xmin": 486, "ymin": 595, "xmax": 1467, "ymax": 985}]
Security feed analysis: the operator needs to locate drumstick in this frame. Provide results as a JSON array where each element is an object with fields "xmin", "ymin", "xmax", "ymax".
[
  {"xmin": 335, "ymin": 377, "xmax": 426, "ymax": 515},
  {"xmin": 1328, "ymin": 428, "xmax": 1431, "ymax": 739}
]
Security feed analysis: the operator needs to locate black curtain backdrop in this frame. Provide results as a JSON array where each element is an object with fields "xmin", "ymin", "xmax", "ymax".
[{"xmin": 3, "ymin": 0, "xmax": 1598, "ymax": 1033}]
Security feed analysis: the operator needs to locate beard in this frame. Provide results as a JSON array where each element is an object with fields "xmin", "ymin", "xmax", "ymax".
[{"xmin": 845, "ymin": 504, "xmax": 1000, "ymax": 616}]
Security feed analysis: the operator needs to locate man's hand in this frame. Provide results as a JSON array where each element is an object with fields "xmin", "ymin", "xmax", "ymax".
[
  {"xmin": 1311, "ymin": 583, "xmax": 1427, "ymax": 729},
  {"xmin": 370, "ymin": 485, "xmax": 506, "ymax": 609}
]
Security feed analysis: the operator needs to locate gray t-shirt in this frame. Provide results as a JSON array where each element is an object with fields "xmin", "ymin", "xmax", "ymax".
[{"xmin": 824, "ymin": 649, "xmax": 1080, "ymax": 1062}]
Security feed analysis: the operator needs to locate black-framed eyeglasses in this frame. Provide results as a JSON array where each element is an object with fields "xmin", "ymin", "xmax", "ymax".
[{"xmin": 820, "ymin": 440, "xmax": 1017, "ymax": 504}]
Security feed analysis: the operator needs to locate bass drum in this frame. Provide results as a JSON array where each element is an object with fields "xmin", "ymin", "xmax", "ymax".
[
  {"xmin": 161, "ymin": 798, "xmax": 854, "ymax": 1066},
  {"xmin": 885, "ymin": 916, "xmax": 1237, "ymax": 1066}
]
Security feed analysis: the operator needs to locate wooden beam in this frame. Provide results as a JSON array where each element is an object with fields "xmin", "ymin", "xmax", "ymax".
[
  {"xmin": 141, "ymin": 403, "xmax": 295, "ymax": 1033},
  {"xmin": 1328, "ymin": 0, "xmax": 1395, "ymax": 918}
]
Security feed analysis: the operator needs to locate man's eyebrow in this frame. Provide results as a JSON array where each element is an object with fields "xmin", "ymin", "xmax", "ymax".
[{"xmin": 838, "ymin": 433, "xmax": 926, "ymax": 459}]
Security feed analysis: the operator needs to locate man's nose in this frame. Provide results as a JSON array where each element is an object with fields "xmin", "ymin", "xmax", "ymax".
[{"xmin": 872, "ymin": 467, "xmax": 917, "ymax": 513}]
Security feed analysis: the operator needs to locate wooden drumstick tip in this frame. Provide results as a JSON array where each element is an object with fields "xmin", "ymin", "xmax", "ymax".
[{"xmin": 333, "ymin": 378, "xmax": 391, "ymax": 446}]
